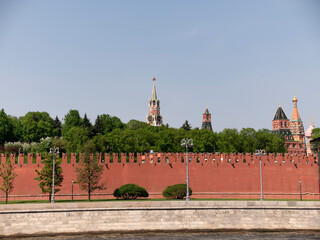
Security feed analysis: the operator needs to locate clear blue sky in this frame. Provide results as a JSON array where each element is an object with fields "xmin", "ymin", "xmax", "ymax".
[{"xmin": 0, "ymin": 0, "xmax": 319, "ymax": 132}]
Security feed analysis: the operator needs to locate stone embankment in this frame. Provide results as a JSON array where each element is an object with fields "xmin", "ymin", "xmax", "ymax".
[{"xmin": 0, "ymin": 201, "xmax": 320, "ymax": 237}]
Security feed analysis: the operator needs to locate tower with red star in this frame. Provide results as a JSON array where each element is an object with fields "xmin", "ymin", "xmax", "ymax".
[{"xmin": 146, "ymin": 77, "xmax": 162, "ymax": 126}]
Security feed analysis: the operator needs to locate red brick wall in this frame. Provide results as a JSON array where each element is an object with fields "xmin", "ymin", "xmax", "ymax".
[{"xmin": 0, "ymin": 152, "xmax": 319, "ymax": 201}]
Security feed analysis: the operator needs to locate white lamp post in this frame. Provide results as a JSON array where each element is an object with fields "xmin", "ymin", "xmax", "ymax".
[
  {"xmin": 181, "ymin": 138, "xmax": 193, "ymax": 202},
  {"xmin": 49, "ymin": 147, "xmax": 59, "ymax": 203},
  {"xmin": 255, "ymin": 149, "xmax": 266, "ymax": 201}
]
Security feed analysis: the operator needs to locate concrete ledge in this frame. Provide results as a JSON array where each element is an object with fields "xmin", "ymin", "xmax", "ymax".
[
  {"xmin": 1, "ymin": 201, "xmax": 320, "ymax": 237},
  {"xmin": 1, "ymin": 200, "xmax": 320, "ymax": 212}
]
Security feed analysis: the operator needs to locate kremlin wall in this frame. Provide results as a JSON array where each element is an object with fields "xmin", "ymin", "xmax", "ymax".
[
  {"xmin": 1, "ymin": 152, "xmax": 319, "ymax": 201},
  {"xmin": 0, "ymin": 78, "xmax": 319, "ymax": 202}
]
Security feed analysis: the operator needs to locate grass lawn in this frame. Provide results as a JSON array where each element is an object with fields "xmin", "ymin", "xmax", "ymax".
[{"xmin": 1, "ymin": 198, "xmax": 317, "ymax": 204}]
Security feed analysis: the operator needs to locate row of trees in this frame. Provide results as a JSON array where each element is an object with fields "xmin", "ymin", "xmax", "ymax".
[
  {"xmin": 0, "ymin": 109, "xmax": 293, "ymax": 154},
  {"xmin": 2, "ymin": 108, "xmax": 320, "ymax": 154},
  {"xmin": 0, "ymin": 142, "xmax": 105, "ymax": 203},
  {"xmin": 113, "ymin": 183, "xmax": 192, "ymax": 200}
]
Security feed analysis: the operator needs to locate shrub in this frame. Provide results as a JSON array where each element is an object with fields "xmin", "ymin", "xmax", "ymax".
[
  {"xmin": 113, "ymin": 184, "xmax": 149, "ymax": 200},
  {"xmin": 162, "ymin": 183, "xmax": 192, "ymax": 199}
]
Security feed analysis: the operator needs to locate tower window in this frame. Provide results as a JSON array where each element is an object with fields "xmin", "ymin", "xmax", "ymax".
[{"xmin": 206, "ymin": 115, "xmax": 209, "ymax": 120}]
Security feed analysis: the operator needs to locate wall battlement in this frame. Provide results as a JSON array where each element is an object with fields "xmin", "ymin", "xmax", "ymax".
[{"xmin": 1, "ymin": 152, "xmax": 318, "ymax": 166}]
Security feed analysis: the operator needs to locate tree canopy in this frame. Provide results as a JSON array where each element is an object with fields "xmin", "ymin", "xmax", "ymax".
[
  {"xmin": 312, "ymin": 128, "xmax": 320, "ymax": 139},
  {"xmin": 21, "ymin": 112, "xmax": 54, "ymax": 142},
  {"xmin": 0, "ymin": 109, "xmax": 13, "ymax": 145},
  {"xmin": 0, "ymin": 108, "xmax": 288, "ymax": 154}
]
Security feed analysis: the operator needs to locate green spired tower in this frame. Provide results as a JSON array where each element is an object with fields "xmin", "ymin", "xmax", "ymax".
[{"xmin": 201, "ymin": 106, "xmax": 213, "ymax": 131}]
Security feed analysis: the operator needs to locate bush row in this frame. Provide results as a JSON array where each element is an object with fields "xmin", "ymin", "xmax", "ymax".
[{"xmin": 113, "ymin": 183, "xmax": 192, "ymax": 200}]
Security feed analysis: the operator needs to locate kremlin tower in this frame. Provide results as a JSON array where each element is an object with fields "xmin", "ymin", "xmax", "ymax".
[
  {"xmin": 146, "ymin": 77, "xmax": 162, "ymax": 126},
  {"xmin": 290, "ymin": 96, "xmax": 305, "ymax": 143},
  {"xmin": 272, "ymin": 95, "xmax": 306, "ymax": 154},
  {"xmin": 272, "ymin": 104, "xmax": 294, "ymax": 141},
  {"xmin": 201, "ymin": 107, "xmax": 213, "ymax": 131}
]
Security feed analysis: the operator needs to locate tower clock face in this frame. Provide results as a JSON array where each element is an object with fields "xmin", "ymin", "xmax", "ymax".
[
  {"xmin": 148, "ymin": 115, "xmax": 153, "ymax": 122},
  {"xmin": 157, "ymin": 115, "xmax": 162, "ymax": 123}
]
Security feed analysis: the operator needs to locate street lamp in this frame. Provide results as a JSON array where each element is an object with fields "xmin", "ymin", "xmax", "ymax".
[
  {"xmin": 72, "ymin": 179, "xmax": 74, "ymax": 202},
  {"xmin": 181, "ymin": 138, "xmax": 193, "ymax": 202},
  {"xmin": 255, "ymin": 149, "xmax": 266, "ymax": 201},
  {"xmin": 299, "ymin": 180, "xmax": 302, "ymax": 201},
  {"xmin": 49, "ymin": 147, "xmax": 59, "ymax": 203}
]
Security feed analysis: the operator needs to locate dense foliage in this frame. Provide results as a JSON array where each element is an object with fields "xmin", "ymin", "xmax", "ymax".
[
  {"xmin": 162, "ymin": 184, "xmax": 192, "ymax": 199},
  {"xmin": 113, "ymin": 184, "xmax": 149, "ymax": 200},
  {"xmin": 0, "ymin": 108, "xmax": 287, "ymax": 154},
  {"xmin": 311, "ymin": 128, "xmax": 320, "ymax": 153},
  {"xmin": 312, "ymin": 128, "xmax": 320, "ymax": 139}
]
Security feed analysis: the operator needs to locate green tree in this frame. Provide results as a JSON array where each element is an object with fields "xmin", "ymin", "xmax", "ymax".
[
  {"xmin": 64, "ymin": 126, "xmax": 89, "ymax": 153},
  {"xmin": 181, "ymin": 120, "xmax": 192, "ymax": 131},
  {"xmin": 256, "ymin": 129, "xmax": 286, "ymax": 153},
  {"xmin": 310, "ymin": 136, "xmax": 320, "ymax": 154},
  {"xmin": 75, "ymin": 141, "xmax": 105, "ymax": 201},
  {"xmin": 0, "ymin": 109, "xmax": 13, "ymax": 144},
  {"xmin": 100, "ymin": 114, "xmax": 125, "ymax": 134},
  {"xmin": 239, "ymin": 128, "xmax": 257, "ymax": 153},
  {"xmin": 126, "ymin": 119, "xmax": 149, "ymax": 131},
  {"xmin": 162, "ymin": 183, "xmax": 192, "ymax": 199},
  {"xmin": 94, "ymin": 115, "xmax": 103, "ymax": 135},
  {"xmin": 156, "ymin": 129, "xmax": 175, "ymax": 152},
  {"xmin": 83, "ymin": 113, "xmax": 94, "ymax": 138},
  {"xmin": 62, "ymin": 110, "xmax": 83, "ymax": 136},
  {"xmin": 21, "ymin": 112, "xmax": 53, "ymax": 142},
  {"xmin": 9, "ymin": 116, "xmax": 22, "ymax": 142},
  {"xmin": 52, "ymin": 137, "xmax": 68, "ymax": 153},
  {"xmin": 34, "ymin": 154, "xmax": 63, "ymax": 202},
  {"xmin": 113, "ymin": 184, "xmax": 149, "ymax": 200},
  {"xmin": 92, "ymin": 134, "xmax": 110, "ymax": 153},
  {"xmin": 0, "ymin": 160, "xmax": 17, "ymax": 204},
  {"xmin": 217, "ymin": 128, "xmax": 240, "ymax": 153},
  {"xmin": 191, "ymin": 129, "xmax": 217, "ymax": 153},
  {"xmin": 312, "ymin": 128, "xmax": 320, "ymax": 139},
  {"xmin": 53, "ymin": 116, "xmax": 62, "ymax": 137}
]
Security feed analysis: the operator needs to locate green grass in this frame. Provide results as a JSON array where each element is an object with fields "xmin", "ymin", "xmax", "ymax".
[{"xmin": 1, "ymin": 197, "xmax": 318, "ymax": 204}]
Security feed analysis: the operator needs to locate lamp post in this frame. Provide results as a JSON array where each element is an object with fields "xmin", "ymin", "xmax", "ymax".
[
  {"xmin": 181, "ymin": 138, "xmax": 193, "ymax": 202},
  {"xmin": 49, "ymin": 147, "xmax": 59, "ymax": 203},
  {"xmin": 72, "ymin": 180, "xmax": 74, "ymax": 202},
  {"xmin": 255, "ymin": 149, "xmax": 266, "ymax": 201},
  {"xmin": 299, "ymin": 180, "xmax": 302, "ymax": 201}
]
